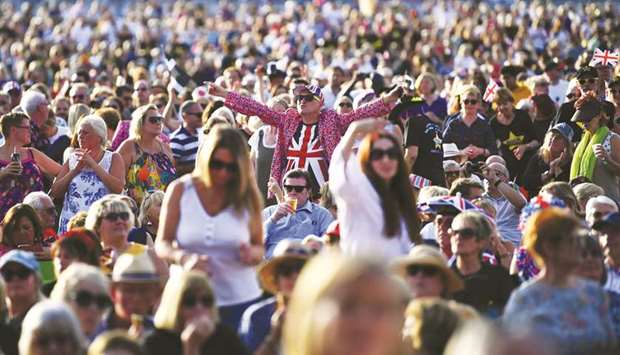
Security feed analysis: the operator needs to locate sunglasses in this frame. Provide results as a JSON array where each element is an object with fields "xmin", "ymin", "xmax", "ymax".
[
  {"xmin": 209, "ymin": 159, "xmax": 237, "ymax": 173},
  {"xmin": 566, "ymin": 93, "xmax": 578, "ymax": 100},
  {"xmin": 72, "ymin": 290, "xmax": 111, "ymax": 310},
  {"xmin": 35, "ymin": 333, "xmax": 72, "ymax": 348},
  {"xmin": 463, "ymin": 99, "xmax": 479, "ymax": 105},
  {"xmin": 103, "ymin": 212, "xmax": 130, "ymax": 221},
  {"xmin": 147, "ymin": 116, "xmax": 163, "ymax": 124},
  {"xmin": 370, "ymin": 147, "xmax": 400, "ymax": 161},
  {"xmin": 1, "ymin": 267, "xmax": 32, "ymax": 282},
  {"xmin": 296, "ymin": 94, "xmax": 317, "ymax": 103},
  {"xmin": 71, "ymin": 94, "xmax": 85, "ymax": 100},
  {"xmin": 450, "ymin": 227, "xmax": 478, "ymax": 239},
  {"xmin": 275, "ymin": 260, "xmax": 306, "ymax": 277},
  {"xmin": 338, "ymin": 102, "xmax": 353, "ymax": 108},
  {"xmin": 182, "ymin": 294, "xmax": 214, "ymax": 308},
  {"xmin": 406, "ymin": 264, "xmax": 439, "ymax": 277},
  {"xmin": 578, "ymin": 78, "xmax": 597, "ymax": 85},
  {"xmin": 284, "ymin": 185, "xmax": 307, "ymax": 193},
  {"xmin": 186, "ymin": 111, "xmax": 202, "ymax": 117},
  {"xmin": 0, "ymin": 101, "xmax": 7, "ymax": 106}
]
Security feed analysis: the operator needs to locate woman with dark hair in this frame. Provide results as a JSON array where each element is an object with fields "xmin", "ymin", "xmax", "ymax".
[
  {"xmin": 156, "ymin": 127, "xmax": 264, "ymax": 332},
  {"xmin": 0, "ymin": 204, "xmax": 44, "ymax": 258},
  {"xmin": 530, "ymin": 94, "xmax": 557, "ymax": 143},
  {"xmin": 329, "ymin": 119, "xmax": 420, "ymax": 259}
]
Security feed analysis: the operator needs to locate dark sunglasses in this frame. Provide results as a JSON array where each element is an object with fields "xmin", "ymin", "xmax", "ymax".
[
  {"xmin": 614, "ymin": 117, "xmax": 620, "ymax": 126},
  {"xmin": 296, "ymin": 94, "xmax": 317, "ymax": 103},
  {"xmin": 186, "ymin": 111, "xmax": 203, "ymax": 117},
  {"xmin": 209, "ymin": 159, "xmax": 237, "ymax": 173},
  {"xmin": 103, "ymin": 212, "xmax": 130, "ymax": 221},
  {"xmin": 406, "ymin": 264, "xmax": 439, "ymax": 277},
  {"xmin": 182, "ymin": 294, "xmax": 214, "ymax": 308},
  {"xmin": 72, "ymin": 290, "xmax": 111, "ymax": 310},
  {"xmin": 147, "ymin": 116, "xmax": 163, "ymax": 124},
  {"xmin": 338, "ymin": 102, "xmax": 353, "ymax": 108},
  {"xmin": 566, "ymin": 93, "xmax": 578, "ymax": 100},
  {"xmin": 370, "ymin": 147, "xmax": 400, "ymax": 161},
  {"xmin": 284, "ymin": 185, "xmax": 307, "ymax": 193},
  {"xmin": 450, "ymin": 227, "xmax": 478, "ymax": 239},
  {"xmin": 578, "ymin": 78, "xmax": 597, "ymax": 85},
  {"xmin": 71, "ymin": 94, "xmax": 85, "ymax": 100},
  {"xmin": 463, "ymin": 99, "xmax": 479, "ymax": 105},
  {"xmin": 0, "ymin": 101, "xmax": 8, "ymax": 106},
  {"xmin": 275, "ymin": 260, "xmax": 306, "ymax": 277},
  {"xmin": 35, "ymin": 333, "xmax": 72, "ymax": 348},
  {"xmin": 1, "ymin": 267, "xmax": 32, "ymax": 282}
]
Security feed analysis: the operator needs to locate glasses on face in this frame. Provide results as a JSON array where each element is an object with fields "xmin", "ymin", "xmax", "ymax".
[
  {"xmin": 338, "ymin": 102, "xmax": 353, "ymax": 108},
  {"xmin": 35, "ymin": 333, "xmax": 72, "ymax": 349},
  {"xmin": 370, "ymin": 147, "xmax": 400, "ymax": 161},
  {"xmin": 182, "ymin": 294, "xmax": 214, "ymax": 308},
  {"xmin": 1, "ymin": 267, "xmax": 32, "ymax": 282},
  {"xmin": 450, "ymin": 227, "xmax": 478, "ymax": 239},
  {"xmin": 0, "ymin": 100, "xmax": 7, "ymax": 106},
  {"xmin": 578, "ymin": 78, "xmax": 597, "ymax": 86},
  {"xmin": 71, "ymin": 94, "xmax": 85, "ymax": 100},
  {"xmin": 186, "ymin": 111, "xmax": 203, "ymax": 117},
  {"xmin": 566, "ymin": 93, "xmax": 578, "ymax": 100},
  {"xmin": 147, "ymin": 116, "xmax": 163, "ymax": 124},
  {"xmin": 283, "ymin": 185, "xmax": 307, "ymax": 193},
  {"xmin": 463, "ymin": 99, "xmax": 479, "ymax": 106},
  {"xmin": 445, "ymin": 171, "xmax": 460, "ymax": 178},
  {"xmin": 296, "ymin": 94, "xmax": 317, "ymax": 103},
  {"xmin": 209, "ymin": 159, "xmax": 237, "ymax": 173},
  {"xmin": 72, "ymin": 290, "xmax": 111, "ymax": 310},
  {"xmin": 406, "ymin": 264, "xmax": 439, "ymax": 277},
  {"xmin": 275, "ymin": 260, "xmax": 306, "ymax": 277},
  {"xmin": 103, "ymin": 212, "xmax": 130, "ymax": 222}
]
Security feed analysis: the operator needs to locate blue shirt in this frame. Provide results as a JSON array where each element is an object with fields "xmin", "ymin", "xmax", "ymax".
[
  {"xmin": 262, "ymin": 201, "xmax": 334, "ymax": 258},
  {"xmin": 239, "ymin": 297, "xmax": 276, "ymax": 353}
]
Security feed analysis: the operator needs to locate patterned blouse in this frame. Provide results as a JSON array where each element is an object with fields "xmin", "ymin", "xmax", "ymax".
[
  {"xmin": 0, "ymin": 149, "xmax": 44, "ymax": 220},
  {"xmin": 126, "ymin": 142, "xmax": 176, "ymax": 206}
]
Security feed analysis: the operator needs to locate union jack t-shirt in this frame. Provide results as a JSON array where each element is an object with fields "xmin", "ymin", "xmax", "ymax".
[{"xmin": 285, "ymin": 123, "xmax": 328, "ymax": 190}]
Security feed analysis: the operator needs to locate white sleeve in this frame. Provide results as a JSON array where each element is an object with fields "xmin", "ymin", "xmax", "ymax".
[
  {"xmin": 248, "ymin": 129, "xmax": 260, "ymax": 152},
  {"xmin": 329, "ymin": 141, "xmax": 371, "ymax": 200}
]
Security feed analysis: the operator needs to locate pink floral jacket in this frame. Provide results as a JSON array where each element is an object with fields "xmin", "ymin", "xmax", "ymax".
[{"xmin": 225, "ymin": 91, "xmax": 393, "ymax": 186}]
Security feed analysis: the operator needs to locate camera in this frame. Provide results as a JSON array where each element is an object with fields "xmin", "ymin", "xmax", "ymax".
[{"xmin": 462, "ymin": 161, "xmax": 485, "ymax": 177}]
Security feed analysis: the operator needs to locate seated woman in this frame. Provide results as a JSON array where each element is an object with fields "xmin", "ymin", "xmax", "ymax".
[
  {"xmin": 329, "ymin": 119, "xmax": 420, "ymax": 259},
  {"xmin": 144, "ymin": 270, "xmax": 247, "ymax": 355},
  {"xmin": 504, "ymin": 208, "xmax": 616, "ymax": 353}
]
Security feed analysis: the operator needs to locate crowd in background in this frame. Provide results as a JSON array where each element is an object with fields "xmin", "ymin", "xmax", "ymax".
[{"xmin": 1, "ymin": 0, "xmax": 620, "ymax": 355}]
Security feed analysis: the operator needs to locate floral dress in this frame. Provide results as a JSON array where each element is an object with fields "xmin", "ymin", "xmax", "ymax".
[
  {"xmin": 58, "ymin": 151, "xmax": 114, "ymax": 233},
  {"xmin": 0, "ymin": 149, "xmax": 44, "ymax": 220},
  {"xmin": 126, "ymin": 142, "xmax": 176, "ymax": 206}
]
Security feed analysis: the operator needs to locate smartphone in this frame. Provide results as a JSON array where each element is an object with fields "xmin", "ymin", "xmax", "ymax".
[{"xmin": 10, "ymin": 152, "xmax": 20, "ymax": 162}]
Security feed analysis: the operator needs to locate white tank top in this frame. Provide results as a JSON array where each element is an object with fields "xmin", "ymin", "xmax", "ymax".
[{"xmin": 175, "ymin": 177, "xmax": 262, "ymax": 306}]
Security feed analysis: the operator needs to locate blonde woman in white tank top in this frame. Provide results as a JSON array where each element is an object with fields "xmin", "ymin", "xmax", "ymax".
[{"xmin": 156, "ymin": 127, "xmax": 264, "ymax": 332}]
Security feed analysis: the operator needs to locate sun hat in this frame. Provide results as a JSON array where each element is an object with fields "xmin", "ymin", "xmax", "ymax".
[
  {"xmin": 257, "ymin": 240, "xmax": 313, "ymax": 294},
  {"xmin": 391, "ymin": 245, "xmax": 464, "ymax": 293},
  {"xmin": 111, "ymin": 251, "xmax": 160, "ymax": 283}
]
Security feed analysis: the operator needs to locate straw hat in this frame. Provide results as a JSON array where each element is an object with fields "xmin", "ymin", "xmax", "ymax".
[
  {"xmin": 258, "ymin": 240, "xmax": 313, "ymax": 294},
  {"xmin": 112, "ymin": 251, "xmax": 160, "ymax": 283},
  {"xmin": 391, "ymin": 245, "xmax": 464, "ymax": 294}
]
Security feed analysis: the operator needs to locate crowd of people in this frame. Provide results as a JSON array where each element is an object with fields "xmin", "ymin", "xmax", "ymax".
[{"xmin": 2, "ymin": 0, "xmax": 620, "ymax": 354}]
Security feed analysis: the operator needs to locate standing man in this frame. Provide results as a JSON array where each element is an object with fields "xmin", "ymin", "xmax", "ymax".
[
  {"xmin": 20, "ymin": 90, "xmax": 50, "ymax": 151},
  {"xmin": 170, "ymin": 100, "xmax": 203, "ymax": 176}
]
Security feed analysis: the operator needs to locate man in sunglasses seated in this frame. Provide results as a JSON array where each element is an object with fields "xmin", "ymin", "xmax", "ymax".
[{"xmin": 262, "ymin": 169, "xmax": 333, "ymax": 259}]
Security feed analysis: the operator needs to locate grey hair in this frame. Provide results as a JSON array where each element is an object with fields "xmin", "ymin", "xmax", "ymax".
[
  {"xmin": 23, "ymin": 191, "xmax": 53, "ymax": 210},
  {"xmin": 20, "ymin": 90, "xmax": 47, "ymax": 117},
  {"xmin": 50, "ymin": 263, "xmax": 109, "ymax": 303},
  {"xmin": 19, "ymin": 301, "xmax": 86, "ymax": 355},
  {"xmin": 585, "ymin": 195, "xmax": 618, "ymax": 221},
  {"xmin": 77, "ymin": 114, "xmax": 108, "ymax": 148}
]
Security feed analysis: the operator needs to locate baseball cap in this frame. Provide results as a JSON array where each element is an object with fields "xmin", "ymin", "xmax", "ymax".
[
  {"xmin": 592, "ymin": 212, "xmax": 620, "ymax": 231},
  {"xmin": 549, "ymin": 123, "xmax": 574, "ymax": 142},
  {"xmin": 571, "ymin": 100, "xmax": 602, "ymax": 123},
  {"xmin": 0, "ymin": 250, "xmax": 39, "ymax": 272}
]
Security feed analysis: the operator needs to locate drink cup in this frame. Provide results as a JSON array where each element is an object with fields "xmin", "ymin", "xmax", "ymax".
[{"xmin": 287, "ymin": 198, "xmax": 298, "ymax": 213}]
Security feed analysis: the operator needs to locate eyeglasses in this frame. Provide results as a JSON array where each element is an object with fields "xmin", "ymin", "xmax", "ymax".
[
  {"xmin": 370, "ymin": 147, "xmax": 400, "ymax": 161},
  {"xmin": 0, "ymin": 101, "xmax": 7, "ymax": 106},
  {"xmin": 338, "ymin": 102, "xmax": 353, "ymax": 108},
  {"xmin": 147, "ymin": 116, "xmax": 163, "ymax": 124},
  {"xmin": 283, "ymin": 185, "xmax": 307, "ymax": 193},
  {"xmin": 406, "ymin": 265, "xmax": 439, "ymax": 277},
  {"xmin": 566, "ymin": 93, "xmax": 578, "ymax": 100},
  {"xmin": 275, "ymin": 260, "xmax": 306, "ymax": 277},
  {"xmin": 296, "ymin": 94, "xmax": 317, "ymax": 103},
  {"xmin": 1, "ymin": 267, "xmax": 32, "ymax": 282},
  {"xmin": 463, "ymin": 99, "xmax": 479, "ymax": 105},
  {"xmin": 578, "ymin": 78, "xmax": 597, "ymax": 86},
  {"xmin": 35, "ymin": 333, "xmax": 73, "ymax": 349},
  {"xmin": 209, "ymin": 159, "xmax": 237, "ymax": 173},
  {"xmin": 182, "ymin": 294, "xmax": 214, "ymax": 308},
  {"xmin": 450, "ymin": 227, "xmax": 478, "ymax": 239},
  {"xmin": 103, "ymin": 212, "xmax": 130, "ymax": 221},
  {"xmin": 71, "ymin": 290, "xmax": 111, "ymax": 310}
]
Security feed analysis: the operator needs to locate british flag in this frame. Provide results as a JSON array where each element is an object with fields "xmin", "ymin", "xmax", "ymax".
[
  {"xmin": 483, "ymin": 80, "xmax": 500, "ymax": 103},
  {"xmin": 286, "ymin": 124, "xmax": 328, "ymax": 187},
  {"xmin": 590, "ymin": 48, "xmax": 620, "ymax": 67}
]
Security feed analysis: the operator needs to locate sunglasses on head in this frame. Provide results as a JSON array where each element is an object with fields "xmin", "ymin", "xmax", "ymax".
[
  {"xmin": 284, "ymin": 185, "xmax": 306, "ymax": 193},
  {"xmin": 275, "ymin": 260, "xmax": 306, "ymax": 277},
  {"xmin": 182, "ymin": 294, "xmax": 214, "ymax": 308},
  {"xmin": 72, "ymin": 290, "xmax": 111, "ymax": 310},
  {"xmin": 406, "ymin": 264, "xmax": 439, "ymax": 277},
  {"xmin": 209, "ymin": 159, "xmax": 237, "ymax": 173},
  {"xmin": 463, "ymin": 99, "xmax": 479, "ymax": 105},
  {"xmin": 147, "ymin": 116, "xmax": 163, "ymax": 124},
  {"xmin": 1, "ymin": 267, "xmax": 32, "ymax": 282},
  {"xmin": 103, "ymin": 212, "xmax": 130, "ymax": 221},
  {"xmin": 578, "ymin": 78, "xmax": 597, "ymax": 85},
  {"xmin": 370, "ymin": 147, "xmax": 400, "ymax": 161},
  {"xmin": 338, "ymin": 102, "xmax": 353, "ymax": 108},
  {"xmin": 450, "ymin": 227, "xmax": 478, "ymax": 239},
  {"xmin": 296, "ymin": 94, "xmax": 317, "ymax": 103}
]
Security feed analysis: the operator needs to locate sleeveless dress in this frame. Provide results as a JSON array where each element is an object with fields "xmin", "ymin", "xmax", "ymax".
[
  {"xmin": 58, "ymin": 151, "xmax": 114, "ymax": 234},
  {"xmin": 0, "ymin": 149, "xmax": 44, "ymax": 220},
  {"xmin": 126, "ymin": 142, "xmax": 176, "ymax": 206}
]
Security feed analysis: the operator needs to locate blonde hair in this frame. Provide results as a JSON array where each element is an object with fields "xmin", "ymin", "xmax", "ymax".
[
  {"xmin": 50, "ymin": 263, "xmax": 109, "ymax": 303},
  {"xmin": 415, "ymin": 72, "xmax": 437, "ymax": 93},
  {"xmin": 138, "ymin": 190, "xmax": 164, "ymax": 227},
  {"xmin": 283, "ymin": 252, "xmax": 408, "ymax": 355},
  {"xmin": 67, "ymin": 103, "xmax": 92, "ymax": 136},
  {"xmin": 459, "ymin": 85, "xmax": 481, "ymax": 101},
  {"xmin": 85, "ymin": 195, "xmax": 135, "ymax": 235},
  {"xmin": 129, "ymin": 104, "xmax": 158, "ymax": 141},
  {"xmin": 539, "ymin": 130, "xmax": 573, "ymax": 164},
  {"xmin": 77, "ymin": 114, "xmax": 108, "ymax": 148},
  {"xmin": 153, "ymin": 271, "xmax": 218, "ymax": 331}
]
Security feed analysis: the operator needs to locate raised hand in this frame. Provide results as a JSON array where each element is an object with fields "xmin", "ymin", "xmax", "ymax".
[{"xmin": 207, "ymin": 83, "xmax": 229, "ymax": 98}]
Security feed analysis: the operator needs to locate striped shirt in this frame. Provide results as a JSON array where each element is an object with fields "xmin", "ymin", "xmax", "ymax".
[{"xmin": 170, "ymin": 126, "xmax": 199, "ymax": 164}]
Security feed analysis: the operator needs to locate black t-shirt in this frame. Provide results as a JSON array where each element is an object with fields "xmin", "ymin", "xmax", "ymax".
[
  {"xmin": 552, "ymin": 100, "xmax": 582, "ymax": 143},
  {"xmin": 405, "ymin": 114, "xmax": 445, "ymax": 186},
  {"xmin": 532, "ymin": 118, "xmax": 553, "ymax": 144},
  {"xmin": 490, "ymin": 109, "xmax": 536, "ymax": 182},
  {"xmin": 142, "ymin": 325, "xmax": 248, "ymax": 355}
]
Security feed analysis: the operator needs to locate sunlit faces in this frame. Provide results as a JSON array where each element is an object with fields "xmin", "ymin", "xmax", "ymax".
[
  {"xmin": 111, "ymin": 282, "xmax": 159, "ymax": 320},
  {"xmin": 549, "ymin": 132, "xmax": 567, "ymax": 155},
  {"xmin": 77, "ymin": 124, "xmax": 102, "ymax": 150},
  {"xmin": 461, "ymin": 93, "xmax": 480, "ymax": 115},
  {"xmin": 13, "ymin": 216, "xmax": 35, "ymax": 246},
  {"xmin": 404, "ymin": 264, "xmax": 445, "ymax": 298},
  {"xmin": 12, "ymin": 118, "xmax": 31, "ymax": 144},
  {"xmin": 142, "ymin": 109, "xmax": 163, "ymax": 136},
  {"xmin": 450, "ymin": 218, "xmax": 483, "ymax": 256},
  {"xmin": 283, "ymin": 176, "xmax": 310, "ymax": 209},
  {"xmin": 370, "ymin": 138, "xmax": 400, "ymax": 182},
  {"xmin": 69, "ymin": 281, "xmax": 111, "ymax": 336}
]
